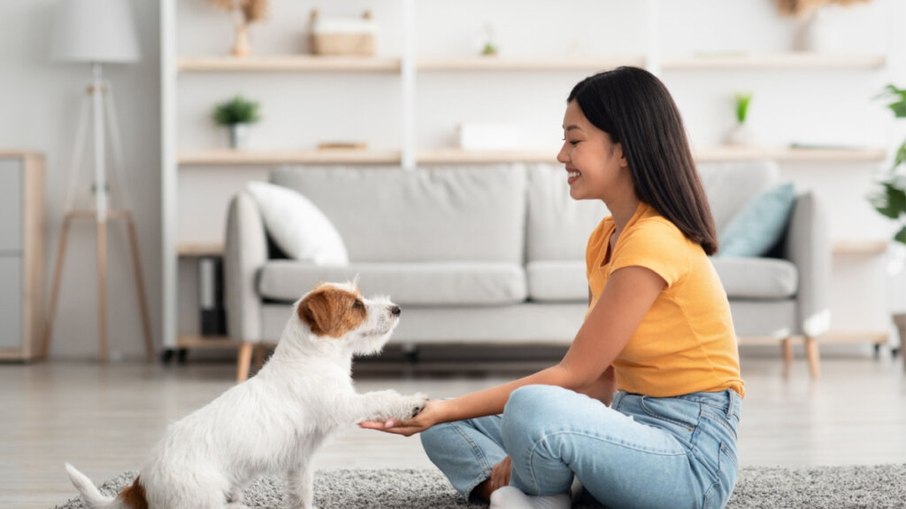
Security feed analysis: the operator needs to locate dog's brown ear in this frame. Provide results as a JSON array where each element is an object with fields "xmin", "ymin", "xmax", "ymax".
[{"xmin": 298, "ymin": 290, "xmax": 331, "ymax": 336}]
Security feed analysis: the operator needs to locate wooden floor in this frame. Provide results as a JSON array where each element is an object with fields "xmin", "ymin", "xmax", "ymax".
[{"xmin": 2, "ymin": 350, "xmax": 905, "ymax": 509}]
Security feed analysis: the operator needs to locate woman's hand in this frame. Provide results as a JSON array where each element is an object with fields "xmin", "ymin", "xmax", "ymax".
[{"xmin": 358, "ymin": 399, "xmax": 447, "ymax": 436}]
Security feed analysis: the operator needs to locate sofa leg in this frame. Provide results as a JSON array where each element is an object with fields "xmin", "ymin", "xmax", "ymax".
[
  {"xmin": 804, "ymin": 336, "xmax": 821, "ymax": 379},
  {"xmin": 237, "ymin": 342, "xmax": 255, "ymax": 383},
  {"xmin": 253, "ymin": 344, "xmax": 268, "ymax": 372},
  {"xmin": 781, "ymin": 338, "xmax": 794, "ymax": 376}
]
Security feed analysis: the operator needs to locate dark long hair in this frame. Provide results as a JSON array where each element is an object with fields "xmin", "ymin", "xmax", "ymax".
[{"xmin": 568, "ymin": 66, "xmax": 719, "ymax": 255}]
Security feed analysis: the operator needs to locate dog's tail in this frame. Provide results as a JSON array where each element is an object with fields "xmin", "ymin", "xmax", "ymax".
[{"xmin": 65, "ymin": 463, "xmax": 117, "ymax": 508}]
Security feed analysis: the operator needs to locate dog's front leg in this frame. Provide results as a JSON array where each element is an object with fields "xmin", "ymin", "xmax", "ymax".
[
  {"xmin": 287, "ymin": 465, "xmax": 315, "ymax": 509},
  {"xmin": 351, "ymin": 390, "xmax": 428, "ymax": 423}
]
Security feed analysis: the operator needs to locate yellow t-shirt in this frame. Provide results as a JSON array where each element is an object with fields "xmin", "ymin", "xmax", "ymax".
[{"xmin": 586, "ymin": 202, "xmax": 745, "ymax": 398}]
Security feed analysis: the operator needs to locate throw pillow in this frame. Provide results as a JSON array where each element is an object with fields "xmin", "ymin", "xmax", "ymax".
[
  {"xmin": 245, "ymin": 181, "xmax": 349, "ymax": 265},
  {"xmin": 717, "ymin": 182, "xmax": 796, "ymax": 258}
]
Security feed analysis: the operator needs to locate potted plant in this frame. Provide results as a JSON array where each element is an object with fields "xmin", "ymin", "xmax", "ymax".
[
  {"xmin": 209, "ymin": 0, "xmax": 268, "ymax": 57},
  {"xmin": 870, "ymin": 83, "xmax": 906, "ymax": 362},
  {"xmin": 725, "ymin": 92, "xmax": 754, "ymax": 146},
  {"xmin": 212, "ymin": 95, "xmax": 261, "ymax": 149}
]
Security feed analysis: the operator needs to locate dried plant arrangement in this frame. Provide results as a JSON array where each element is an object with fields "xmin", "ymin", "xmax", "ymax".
[
  {"xmin": 209, "ymin": 0, "xmax": 269, "ymax": 57},
  {"xmin": 774, "ymin": 0, "xmax": 871, "ymax": 17}
]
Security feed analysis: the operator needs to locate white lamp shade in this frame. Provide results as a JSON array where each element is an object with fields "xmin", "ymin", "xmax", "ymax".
[{"xmin": 52, "ymin": 0, "xmax": 140, "ymax": 63}]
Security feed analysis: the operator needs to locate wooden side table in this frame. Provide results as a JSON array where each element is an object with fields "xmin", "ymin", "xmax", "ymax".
[{"xmin": 0, "ymin": 151, "xmax": 44, "ymax": 361}]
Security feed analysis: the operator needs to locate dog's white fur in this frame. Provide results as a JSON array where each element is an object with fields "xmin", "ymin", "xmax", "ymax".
[{"xmin": 66, "ymin": 282, "xmax": 427, "ymax": 509}]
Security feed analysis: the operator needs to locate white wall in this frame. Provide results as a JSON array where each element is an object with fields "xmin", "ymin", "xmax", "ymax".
[
  {"xmin": 0, "ymin": 0, "xmax": 160, "ymax": 359},
  {"xmin": 1, "ymin": 0, "xmax": 902, "ymax": 358}
]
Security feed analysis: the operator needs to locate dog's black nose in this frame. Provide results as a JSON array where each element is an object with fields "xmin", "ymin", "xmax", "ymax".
[{"xmin": 391, "ymin": 305, "xmax": 401, "ymax": 316}]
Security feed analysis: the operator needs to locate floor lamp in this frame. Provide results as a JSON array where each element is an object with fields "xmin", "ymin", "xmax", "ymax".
[{"xmin": 43, "ymin": 0, "xmax": 154, "ymax": 361}]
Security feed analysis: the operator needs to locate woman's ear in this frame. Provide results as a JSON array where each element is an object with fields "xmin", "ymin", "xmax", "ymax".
[{"xmin": 615, "ymin": 142, "xmax": 629, "ymax": 169}]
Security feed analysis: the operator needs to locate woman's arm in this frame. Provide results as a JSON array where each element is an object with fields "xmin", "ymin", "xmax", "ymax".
[{"xmin": 360, "ymin": 265, "xmax": 666, "ymax": 436}]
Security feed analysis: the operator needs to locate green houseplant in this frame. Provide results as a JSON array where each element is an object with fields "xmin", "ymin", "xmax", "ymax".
[
  {"xmin": 870, "ymin": 84, "xmax": 906, "ymax": 246},
  {"xmin": 212, "ymin": 95, "xmax": 261, "ymax": 149},
  {"xmin": 872, "ymin": 84, "xmax": 906, "ymax": 360},
  {"xmin": 725, "ymin": 92, "xmax": 754, "ymax": 146}
]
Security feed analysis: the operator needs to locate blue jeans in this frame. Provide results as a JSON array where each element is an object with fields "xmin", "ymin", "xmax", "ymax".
[{"xmin": 421, "ymin": 385, "xmax": 742, "ymax": 509}]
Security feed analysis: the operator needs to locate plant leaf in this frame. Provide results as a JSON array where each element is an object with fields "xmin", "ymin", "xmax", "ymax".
[
  {"xmin": 895, "ymin": 141, "xmax": 906, "ymax": 168},
  {"xmin": 873, "ymin": 182, "xmax": 906, "ymax": 220},
  {"xmin": 895, "ymin": 225, "xmax": 906, "ymax": 246}
]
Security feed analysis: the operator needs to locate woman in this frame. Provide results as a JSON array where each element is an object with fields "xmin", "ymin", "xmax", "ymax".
[{"xmin": 361, "ymin": 66, "xmax": 744, "ymax": 509}]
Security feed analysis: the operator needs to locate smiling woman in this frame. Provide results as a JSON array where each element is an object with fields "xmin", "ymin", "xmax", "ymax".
[{"xmin": 361, "ymin": 67, "xmax": 744, "ymax": 509}]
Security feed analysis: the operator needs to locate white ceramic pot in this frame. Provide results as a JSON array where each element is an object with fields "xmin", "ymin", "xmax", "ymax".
[
  {"xmin": 724, "ymin": 123, "xmax": 754, "ymax": 146},
  {"xmin": 229, "ymin": 123, "xmax": 251, "ymax": 150}
]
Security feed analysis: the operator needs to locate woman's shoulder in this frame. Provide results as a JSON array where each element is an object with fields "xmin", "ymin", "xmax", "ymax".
[{"xmin": 629, "ymin": 210, "xmax": 688, "ymax": 246}]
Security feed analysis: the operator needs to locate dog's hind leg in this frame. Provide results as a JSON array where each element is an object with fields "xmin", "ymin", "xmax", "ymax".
[{"xmin": 286, "ymin": 465, "xmax": 316, "ymax": 509}]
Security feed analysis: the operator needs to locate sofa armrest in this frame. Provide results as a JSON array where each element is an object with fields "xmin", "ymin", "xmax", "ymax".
[
  {"xmin": 224, "ymin": 191, "xmax": 268, "ymax": 342},
  {"xmin": 783, "ymin": 191, "xmax": 831, "ymax": 337}
]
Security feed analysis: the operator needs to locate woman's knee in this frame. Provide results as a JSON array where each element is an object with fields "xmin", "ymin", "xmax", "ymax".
[
  {"xmin": 505, "ymin": 385, "xmax": 571, "ymax": 417},
  {"xmin": 502, "ymin": 385, "xmax": 571, "ymax": 436}
]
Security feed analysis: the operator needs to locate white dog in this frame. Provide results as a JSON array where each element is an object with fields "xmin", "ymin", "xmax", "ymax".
[{"xmin": 66, "ymin": 282, "xmax": 427, "ymax": 509}]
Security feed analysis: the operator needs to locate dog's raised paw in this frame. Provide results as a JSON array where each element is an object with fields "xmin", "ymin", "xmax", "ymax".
[{"xmin": 407, "ymin": 392, "xmax": 428, "ymax": 418}]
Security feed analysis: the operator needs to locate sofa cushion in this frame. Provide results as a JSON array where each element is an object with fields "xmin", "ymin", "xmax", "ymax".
[
  {"xmin": 244, "ymin": 182, "xmax": 349, "ymax": 265},
  {"xmin": 257, "ymin": 260, "xmax": 527, "ymax": 306},
  {"xmin": 527, "ymin": 261, "xmax": 587, "ymax": 302},
  {"xmin": 526, "ymin": 164, "xmax": 608, "ymax": 262},
  {"xmin": 270, "ymin": 165, "xmax": 526, "ymax": 264},
  {"xmin": 698, "ymin": 161, "xmax": 780, "ymax": 233},
  {"xmin": 711, "ymin": 257, "xmax": 798, "ymax": 299},
  {"xmin": 717, "ymin": 182, "xmax": 796, "ymax": 257}
]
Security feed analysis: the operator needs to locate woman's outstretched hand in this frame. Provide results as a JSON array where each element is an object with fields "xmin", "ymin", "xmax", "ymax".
[{"xmin": 359, "ymin": 399, "xmax": 446, "ymax": 436}]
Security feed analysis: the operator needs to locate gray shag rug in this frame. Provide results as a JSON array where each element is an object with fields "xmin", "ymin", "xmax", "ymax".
[{"xmin": 53, "ymin": 465, "xmax": 906, "ymax": 509}]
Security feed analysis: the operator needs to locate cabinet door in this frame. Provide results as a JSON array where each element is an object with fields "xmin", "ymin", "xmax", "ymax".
[
  {"xmin": 0, "ymin": 256, "xmax": 21, "ymax": 349},
  {"xmin": 0, "ymin": 159, "xmax": 22, "ymax": 253}
]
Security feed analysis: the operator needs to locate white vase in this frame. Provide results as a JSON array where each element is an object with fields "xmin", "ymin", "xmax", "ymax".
[
  {"xmin": 795, "ymin": 7, "xmax": 837, "ymax": 53},
  {"xmin": 229, "ymin": 123, "xmax": 251, "ymax": 149},
  {"xmin": 724, "ymin": 123, "xmax": 754, "ymax": 146}
]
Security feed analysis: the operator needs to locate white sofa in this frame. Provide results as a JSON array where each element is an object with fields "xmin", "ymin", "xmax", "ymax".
[{"xmin": 224, "ymin": 162, "xmax": 830, "ymax": 380}]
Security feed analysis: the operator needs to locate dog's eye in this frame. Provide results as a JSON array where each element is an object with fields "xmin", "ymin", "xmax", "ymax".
[{"xmin": 352, "ymin": 300, "xmax": 365, "ymax": 310}]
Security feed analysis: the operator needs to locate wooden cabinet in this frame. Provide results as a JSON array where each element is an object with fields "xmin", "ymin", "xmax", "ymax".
[{"xmin": 0, "ymin": 152, "xmax": 44, "ymax": 361}]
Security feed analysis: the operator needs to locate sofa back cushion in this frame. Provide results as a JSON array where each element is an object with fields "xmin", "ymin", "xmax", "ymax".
[
  {"xmin": 526, "ymin": 163, "xmax": 608, "ymax": 262},
  {"xmin": 271, "ymin": 165, "xmax": 527, "ymax": 263},
  {"xmin": 697, "ymin": 161, "xmax": 780, "ymax": 234}
]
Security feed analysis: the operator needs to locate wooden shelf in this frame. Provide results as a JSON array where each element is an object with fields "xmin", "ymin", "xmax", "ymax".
[
  {"xmin": 176, "ymin": 53, "xmax": 884, "ymax": 73},
  {"xmin": 178, "ymin": 242, "xmax": 223, "ymax": 257},
  {"xmin": 178, "ymin": 149, "xmax": 401, "ymax": 166},
  {"xmin": 738, "ymin": 331, "xmax": 889, "ymax": 345},
  {"xmin": 418, "ymin": 149, "xmax": 556, "ymax": 164},
  {"xmin": 178, "ymin": 55, "xmax": 402, "ymax": 72},
  {"xmin": 662, "ymin": 53, "xmax": 886, "ymax": 70},
  {"xmin": 416, "ymin": 147, "xmax": 885, "ymax": 164},
  {"xmin": 694, "ymin": 146, "xmax": 886, "ymax": 163},
  {"xmin": 176, "ymin": 335, "xmax": 240, "ymax": 350},
  {"xmin": 418, "ymin": 55, "xmax": 645, "ymax": 72},
  {"xmin": 832, "ymin": 240, "xmax": 889, "ymax": 255}
]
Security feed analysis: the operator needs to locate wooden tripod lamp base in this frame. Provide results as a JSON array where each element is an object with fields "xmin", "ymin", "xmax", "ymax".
[{"xmin": 41, "ymin": 209, "xmax": 154, "ymax": 362}]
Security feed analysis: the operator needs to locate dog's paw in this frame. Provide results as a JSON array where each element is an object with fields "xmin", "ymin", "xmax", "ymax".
[{"xmin": 405, "ymin": 392, "xmax": 429, "ymax": 418}]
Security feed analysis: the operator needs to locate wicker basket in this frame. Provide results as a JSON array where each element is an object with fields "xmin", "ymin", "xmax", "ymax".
[{"xmin": 309, "ymin": 9, "xmax": 376, "ymax": 57}]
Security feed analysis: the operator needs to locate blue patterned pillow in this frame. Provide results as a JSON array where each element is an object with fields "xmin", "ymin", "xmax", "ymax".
[{"xmin": 717, "ymin": 183, "xmax": 796, "ymax": 257}]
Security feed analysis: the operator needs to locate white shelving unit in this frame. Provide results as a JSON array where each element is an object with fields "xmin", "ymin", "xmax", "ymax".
[{"xmin": 160, "ymin": 0, "xmax": 894, "ymax": 351}]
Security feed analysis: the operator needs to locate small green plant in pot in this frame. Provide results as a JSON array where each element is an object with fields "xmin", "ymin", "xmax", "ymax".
[
  {"xmin": 212, "ymin": 95, "xmax": 261, "ymax": 149},
  {"xmin": 725, "ymin": 92, "xmax": 754, "ymax": 146}
]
